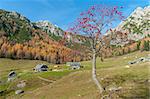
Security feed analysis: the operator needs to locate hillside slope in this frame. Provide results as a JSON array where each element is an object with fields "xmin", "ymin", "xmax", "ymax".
[
  {"xmin": 0, "ymin": 9, "xmax": 33, "ymax": 43},
  {"xmin": 2, "ymin": 51, "xmax": 149, "ymax": 99},
  {"xmin": 106, "ymin": 6, "xmax": 150, "ymax": 46},
  {"xmin": 0, "ymin": 9, "xmax": 89, "ymax": 63}
]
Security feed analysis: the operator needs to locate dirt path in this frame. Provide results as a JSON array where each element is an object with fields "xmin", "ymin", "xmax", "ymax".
[{"xmin": 37, "ymin": 76, "xmax": 55, "ymax": 83}]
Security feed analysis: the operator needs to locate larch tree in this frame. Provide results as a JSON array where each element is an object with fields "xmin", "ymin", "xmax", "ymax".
[{"xmin": 67, "ymin": 5, "xmax": 124, "ymax": 94}]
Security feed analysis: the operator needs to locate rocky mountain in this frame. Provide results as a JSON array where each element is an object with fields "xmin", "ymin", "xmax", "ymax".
[
  {"xmin": 117, "ymin": 6, "xmax": 150, "ymax": 39},
  {"xmin": 0, "ymin": 9, "xmax": 33, "ymax": 43},
  {"xmin": 33, "ymin": 21, "xmax": 88, "ymax": 45},
  {"xmin": 107, "ymin": 6, "xmax": 150, "ymax": 46},
  {"xmin": 0, "ymin": 9, "xmax": 66, "ymax": 42},
  {"xmin": 1, "ymin": 6, "xmax": 148, "ymax": 63},
  {"xmin": 34, "ymin": 20, "xmax": 64, "ymax": 37},
  {"xmin": 0, "ymin": 9, "xmax": 89, "ymax": 63}
]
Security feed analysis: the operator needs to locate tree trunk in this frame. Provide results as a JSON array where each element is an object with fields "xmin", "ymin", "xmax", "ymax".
[
  {"xmin": 92, "ymin": 49, "xmax": 104, "ymax": 94},
  {"xmin": 100, "ymin": 53, "xmax": 104, "ymax": 62}
]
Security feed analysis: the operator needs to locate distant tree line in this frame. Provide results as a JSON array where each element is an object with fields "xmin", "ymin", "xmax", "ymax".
[{"xmin": 0, "ymin": 30, "xmax": 90, "ymax": 64}]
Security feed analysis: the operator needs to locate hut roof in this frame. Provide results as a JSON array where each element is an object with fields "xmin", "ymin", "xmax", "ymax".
[{"xmin": 35, "ymin": 64, "xmax": 48, "ymax": 69}]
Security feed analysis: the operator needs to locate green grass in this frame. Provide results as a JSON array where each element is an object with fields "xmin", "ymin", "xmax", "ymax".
[
  {"xmin": 0, "ymin": 58, "xmax": 51, "ymax": 76},
  {"xmin": 0, "ymin": 57, "xmax": 83, "ymax": 98},
  {"xmin": 22, "ymin": 61, "xmax": 149, "ymax": 99},
  {"xmin": 37, "ymin": 70, "xmax": 71, "ymax": 79},
  {"xmin": 0, "ymin": 58, "xmax": 72, "ymax": 98},
  {"xmin": 81, "ymin": 51, "xmax": 149, "ymax": 69},
  {"xmin": 0, "ymin": 51, "xmax": 149, "ymax": 99},
  {"xmin": 49, "ymin": 34, "xmax": 62, "ymax": 41}
]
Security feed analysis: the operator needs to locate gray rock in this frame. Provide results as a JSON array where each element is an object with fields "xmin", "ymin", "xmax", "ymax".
[
  {"xmin": 125, "ymin": 65, "xmax": 130, "ymax": 68},
  {"xmin": 35, "ymin": 20, "xmax": 64, "ymax": 37},
  {"xmin": 15, "ymin": 90, "xmax": 24, "ymax": 95},
  {"xmin": 52, "ymin": 69, "xmax": 63, "ymax": 72},
  {"xmin": 108, "ymin": 86, "xmax": 122, "ymax": 91},
  {"xmin": 17, "ymin": 81, "xmax": 26, "ymax": 88},
  {"xmin": 101, "ymin": 95, "xmax": 111, "ymax": 99},
  {"xmin": 145, "ymin": 79, "xmax": 150, "ymax": 83}
]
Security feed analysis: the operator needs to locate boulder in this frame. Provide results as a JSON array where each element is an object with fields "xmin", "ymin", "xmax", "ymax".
[
  {"xmin": 125, "ymin": 65, "xmax": 130, "ymax": 68},
  {"xmin": 108, "ymin": 86, "xmax": 122, "ymax": 91},
  {"xmin": 17, "ymin": 81, "xmax": 26, "ymax": 88},
  {"xmin": 123, "ymin": 57, "xmax": 127, "ymax": 59},
  {"xmin": 15, "ymin": 90, "xmax": 24, "ymax": 95},
  {"xmin": 145, "ymin": 79, "xmax": 150, "ymax": 83},
  {"xmin": 52, "ymin": 69, "xmax": 63, "ymax": 72},
  {"xmin": 54, "ymin": 65, "xmax": 60, "ymax": 68}
]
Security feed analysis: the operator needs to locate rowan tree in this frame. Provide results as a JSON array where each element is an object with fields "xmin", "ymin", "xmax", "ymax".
[{"xmin": 68, "ymin": 5, "xmax": 124, "ymax": 94}]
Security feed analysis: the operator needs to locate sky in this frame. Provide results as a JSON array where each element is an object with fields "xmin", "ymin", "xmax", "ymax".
[{"xmin": 0, "ymin": 0, "xmax": 149, "ymax": 30}]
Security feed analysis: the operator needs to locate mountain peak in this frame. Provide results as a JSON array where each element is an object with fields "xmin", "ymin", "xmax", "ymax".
[
  {"xmin": 136, "ymin": 7, "xmax": 143, "ymax": 10},
  {"xmin": 106, "ymin": 6, "xmax": 150, "ymax": 46},
  {"xmin": 34, "ymin": 20, "xmax": 64, "ymax": 37}
]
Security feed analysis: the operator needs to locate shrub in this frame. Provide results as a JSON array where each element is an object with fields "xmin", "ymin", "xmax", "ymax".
[
  {"xmin": 143, "ymin": 41, "xmax": 150, "ymax": 51},
  {"xmin": 137, "ymin": 41, "xmax": 141, "ymax": 50}
]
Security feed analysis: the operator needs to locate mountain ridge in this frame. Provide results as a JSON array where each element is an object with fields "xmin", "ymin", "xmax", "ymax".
[
  {"xmin": 106, "ymin": 6, "xmax": 150, "ymax": 46},
  {"xmin": 0, "ymin": 9, "xmax": 89, "ymax": 63},
  {"xmin": 0, "ymin": 6, "xmax": 149, "ymax": 63}
]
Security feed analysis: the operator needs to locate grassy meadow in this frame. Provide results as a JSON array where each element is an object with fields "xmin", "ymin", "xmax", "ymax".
[{"xmin": 0, "ymin": 51, "xmax": 149, "ymax": 99}]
